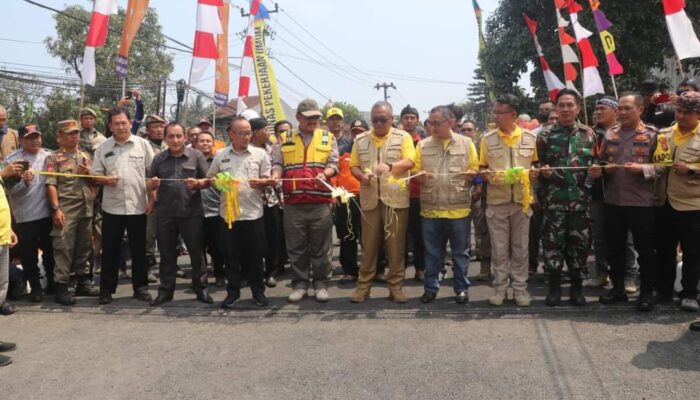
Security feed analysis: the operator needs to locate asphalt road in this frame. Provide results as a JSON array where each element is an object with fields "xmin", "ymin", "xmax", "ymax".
[{"xmin": 2, "ymin": 258, "xmax": 699, "ymax": 400}]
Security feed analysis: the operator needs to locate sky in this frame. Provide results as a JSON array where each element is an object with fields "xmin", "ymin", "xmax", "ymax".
[{"xmin": 1, "ymin": 0, "xmax": 516, "ymax": 118}]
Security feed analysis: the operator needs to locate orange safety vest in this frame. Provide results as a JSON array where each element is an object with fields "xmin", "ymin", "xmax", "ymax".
[
  {"xmin": 280, "ymin": 129, "xmax": 334, "ymax": 204},
  {"xmin": 333, "ymin": 152, "xmax": 360, "ymax": 194}
]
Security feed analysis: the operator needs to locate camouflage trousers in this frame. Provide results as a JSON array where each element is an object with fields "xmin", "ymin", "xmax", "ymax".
[{"xmin": 541, "ymin": 209, "xmax": 592, "ymax": 278}]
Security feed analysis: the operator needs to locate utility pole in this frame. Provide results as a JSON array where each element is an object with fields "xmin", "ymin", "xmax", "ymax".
[{"xmin": 375, "ymin": 82, "xmax": 396, "ymax": 102}]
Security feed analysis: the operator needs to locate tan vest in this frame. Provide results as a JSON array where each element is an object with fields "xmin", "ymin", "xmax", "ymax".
[
  {"xmin": 417, "ymin": 133, "xmax": 473, "ymax": 211},
  {"xmin": 655, "ymin": 126, "xmax": 700, "ymax": 211},
  {"xmin": 482, "ymin": 128, "xmax": 537, "ymax": 206},
  {"xmin": 355, "ymin": 128, "xmax": 411, "ymax": 210}
]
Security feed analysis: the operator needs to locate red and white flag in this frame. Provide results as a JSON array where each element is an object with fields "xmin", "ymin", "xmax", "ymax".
[
  {"xmin": 235, "ymin": 0, "xmax": 262, "ymax": 114},
  {"xmin": 190, "ymin": 0, "xmax": 224, "ymax": 84},
  {"xmin": 567, "ymin": 1, "xmax": 605, "ymax": 97},
  {"xmin": 554, "ymin": 4, "xmax": 579, "ymax": 93},
  {"xmin": 523, "ymin": 14, "xmax": 565, "ymax": 102},
  {"xmin": 663, "ymin": 0, "xmax": 700, "ymax": 60},
  {"xmin": 81, "ymin": 0, "xmax": 118, "ymax": 86}
]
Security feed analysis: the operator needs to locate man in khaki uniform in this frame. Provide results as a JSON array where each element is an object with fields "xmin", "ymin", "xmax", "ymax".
[
  {"xmin": 480, "ymin": 94, "xmax": 540, "ymax": 307},
  {"xmin": 0, "ymin": 105, "xmax": 19, "ymax": 161},
  {"xmin": 46, "ymin": 120, "xmax": 100, "ymax": 305},
  {"xmin": 654, "ymin": 91, "xmax": 700, "ymax": 312},
  {"xmin": 349, "ymin": 101, "xmax": 416, "ymax": 303}
]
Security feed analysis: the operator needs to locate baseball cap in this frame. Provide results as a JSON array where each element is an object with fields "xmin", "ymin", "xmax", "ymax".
[
  {"xmin": 240, "ymin": 109, "xmax": 260, "ymax": 121},
  {"xmin": 145, "ymin": 114, "xmax": 166, "ymax": 126},
  {"xmin": 297, "ymin": 99, "xmax": 323, "ymax": 118},
  {"xmin": 57, "ymin": 120, "xmax": 80, "ymax": 134},
  {"xmin": 79, "ymin": 107, "xmax": 98, "ymax": 118},
  {"xmin": 18, "ymin": 123, "xmax": 42, "ymax": 138},
  {"xmin": 325, "ymin": 107, "xmax": 344, "ymax": 120},
  {"xmin": 197, "ymin": 118, "xmax": 213, "ymax": 127},
  {"xmin": 249, "ymin": 117, "xmax": 268, "ymax": 131}
]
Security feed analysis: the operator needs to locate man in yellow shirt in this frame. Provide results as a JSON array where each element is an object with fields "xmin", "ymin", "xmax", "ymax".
[
  {"xmin": 480, "ymin": 94, "xmax": 540, "ymax": 307},
  {"xmin": 349, "ymin": 101, "xmax": 415, "ymax": 303},
  {"xmin": 413, "ymin": 106, "xmax": 478, "ymax": 304},
  {"xmin": 1, "ymin": 167, "xmax": 20, "ymax": 316}
]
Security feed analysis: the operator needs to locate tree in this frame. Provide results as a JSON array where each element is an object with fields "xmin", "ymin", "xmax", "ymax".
[
  {"xmin": 465, "ymin": 67, "xmax": 492, "ymax": 129},
  {"xmin": 179, "ymin": 94, "xmax": 215, "ymax": 129},
  {"xmin": 481, "ymin": 0, "xmax": 700, "ymax": 99},
  {"xmin": 45, "ymin": 5, "xmax": 174, "ymax": 109},
  {"xmin": 322, "ymin": 101, "xmax": 362, "ymax": 125}
]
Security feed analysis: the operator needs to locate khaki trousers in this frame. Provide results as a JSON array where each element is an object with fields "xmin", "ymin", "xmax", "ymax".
[
  {"xmin": 52, "ymin": 217, "xmax": 92, "ymax": 284},
  {"xmin": 486, "ymin": 202, "xmax": 531, "ymax": 292},
  {"xmin": 357, "ymin": 200, "xmax": 408, "ymax": 290}
]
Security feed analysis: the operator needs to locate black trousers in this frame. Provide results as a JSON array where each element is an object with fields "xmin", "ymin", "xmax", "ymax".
[
  {"xmin": 334, "ymin": 199, "xmax": 361, "ymax": 277},
  {"xmin": 604, "ymin": 205, "xmax": 656, "ymax": 293},
  {"xmin": 655, "ymin": 202, "xmax": 700, "ymax": 299},
  {"xmin": 157, "ymin": 215, "xmax": 207, "ymax": 293},
  {"xmin": 220, "ymin": 217, "xmax": 266, "ymax": 295},
  {"xmin": 203, "ymin": 216, "xmax": 225, "ymax": 279},
  {"xmin": 100, "ymin": 212, "xmax": 148, "ymax": 295},
  {"xmin": 16, "ymin": 217, "xmax": 55, "ymax": 286},
  {"xmin": 263, "ymin": 205, "xmax": 284, "ymax": 278},
  {"xmin": 408, "ymin": 198, "xmax": 425, "ymax": 271}
]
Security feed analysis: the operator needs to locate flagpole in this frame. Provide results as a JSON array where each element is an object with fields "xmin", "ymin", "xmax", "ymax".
[
  {"xmin": 80, "ymin": 82, "xmax": 85, "ymax": 110},
  {"xmin": 182, "ymin": 59, "xmax": 194, "ymax": 125},
  {"xmin": 212, "ymin": 106, "xmax": 217, "ymax": 138},
  {"xmin": 677, "ymin": 57, "xmax": 685, "ymax": 78},
  {"xmin": 575, "ymin": 46, "xmax": 589, "ymax": 126},
  {"xmin": 121, "ymin": 78, "xmax": 126, "ymax": 99},
  {"xmin": 610, "ymin": 74, "xmax": 619, "ymax": 100}
]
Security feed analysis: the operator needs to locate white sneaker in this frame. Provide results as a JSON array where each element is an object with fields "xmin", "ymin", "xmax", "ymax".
[
  {"xmin": 315, "ymin": 288, "xmax": 329, "ymax": 303},
  {"xmin": 624, "ymin": 278, "xmax": 638, "ymax": 294},
  {"xmin": 288, "ymin": 289, "xmax": 307, "ymax": 303},
  {"xmin": 514, "ymin": 291, "xmax": 532, "ymax": 307},
  {"xmin": 489, "ymin": 290, "xmax": 506, "ymax": 306},
  {"xmin": 583, "ymin": 275, "xmax": 609, "ymax": 288},
  {"xmin": 680, "ymin": 298, "xmax": 699, "ymax": 312}
]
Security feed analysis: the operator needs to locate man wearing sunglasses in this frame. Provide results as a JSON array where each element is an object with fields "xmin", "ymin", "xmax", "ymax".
[
  {"xmin": 271, "ymin": 99, "xmax": 339, "ymax": 303},
  {"xmin": 349, "ymin": 101, "xmax": 416, "ymax": 303}
]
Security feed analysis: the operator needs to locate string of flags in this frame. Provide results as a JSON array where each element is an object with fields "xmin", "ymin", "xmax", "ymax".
[{"xmin": 523, "ymin": 13, "xmax": 565, "ymax": 102}]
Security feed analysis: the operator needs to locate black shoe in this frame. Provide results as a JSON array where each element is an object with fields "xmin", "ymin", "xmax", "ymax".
[
  {"xmin": 54, "ymin": 284, "xmax": 76, "ymax": 306},
  {"xmin": 637, "ymin": 291, "xmax": 655, "ymax": 312},
  {"xmin": 599, "ymin": 290, "xmax": 628, "ymax": 304},
  {"xmin": 0, "ymin": 341, "xmax": 16, "ymax": 352},
  {"xmin": 75, "ymin": 278, "xmax": 99, "ymax": 297},
  {"xmin": 0, "ymin": 302, "xmax": 16, "ymax": 315},
  {"xmin": 264, "ymin": 276, "xmax": 278, "ymax": 288},
  {"xmin": 545, "ymin": 273, "xmax": 562, "ymax": 306},
  {"xmin": 252, "ymin": 291, "xmax": 269, "ymax": 306},
  {"xmin": 98, "ymin": 294, "xmax": 113, "ymax": 305},
  {"xmin": 221, "ymin": 293, "xmax": 240, "ymax": 309},
  {"xmin": 420, "ymin": 291, "xmax": 437, "ymax": 304},
  {"xmin": 690, "ymin": 321, "xmax": 700, "ymax": 332},
  {"xmin": 569, "ymin": 276, "xmax": 586, "ymax": 307},
  {"xmin": 132, "ymin": 291, "xmax": 152, "ymax": 302},
  {"xmin": 150, "ymin": 291, "xmax": 174, "ymax": 306},
  {"xmin": 455, "ymin": 291, "xmax": 469, "ymax": 304},
  {"xmin": 215, "ymin": 277, "xmax": 226, "ymax": 287},
  {"xmin": 195, "ymin": 290, "xmax": 214, "ymax": 304},
  {"xmin": 0, "ymin": 354, "xmax": 11, "ymax": 367},
  {"xmin": 28, "ymin": 287, "xmax": 44, "ymax": 303}
]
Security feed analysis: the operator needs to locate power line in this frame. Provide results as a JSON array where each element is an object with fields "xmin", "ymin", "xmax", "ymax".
[
  {"xmin": 271, "ymin": 56, "xmax": 329, "ymax": 101},
  {"xmin": 21, "ymin": 0, "xmax": 192, "ymax": 54},
  {"xmin": 0, "ymin": 37, "xmax": 44, "ymax": 45}
]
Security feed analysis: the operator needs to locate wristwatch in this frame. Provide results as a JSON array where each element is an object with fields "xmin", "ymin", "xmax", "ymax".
[
  {"xmin": 51, "ymin": 205, "xmax": 59, "ymax": 212},
  {"xmin": 688, "ymin": 168, "xmax": 696, "ymax": 176},
  {"xmin": 386, "ymin": 162, "xmax": 393, "ymax": 172}
]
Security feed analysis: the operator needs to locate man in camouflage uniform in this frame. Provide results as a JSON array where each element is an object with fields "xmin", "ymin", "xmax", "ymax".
[
  {"xmin": 46, "ymin": 120, "xmax": 100, "ymax": 305},
  {"xmin": 537, "ymin": 89, "xmax": 598, "ymax": 306}
]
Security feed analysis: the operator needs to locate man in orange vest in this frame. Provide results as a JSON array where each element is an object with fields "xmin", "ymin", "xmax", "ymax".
[
  {"xmin": 333, "ymin": 119, "xmax": 367, "ymax": 284},
  {"xmin": 271, "ymin": 99, "xmax": 339, "ymax": 303}
]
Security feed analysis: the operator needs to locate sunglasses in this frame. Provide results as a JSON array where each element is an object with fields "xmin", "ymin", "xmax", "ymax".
[
  {"xmin": 372, "ymin": 117, "xmax": 391, "ymax": 125},
  {"xmin": 426, "ymin": 119, "xmax": 448, "ymax": 127}
]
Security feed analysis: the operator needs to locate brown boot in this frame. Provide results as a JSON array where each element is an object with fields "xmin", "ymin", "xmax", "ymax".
[
  {"xmin": 388, "ymin": 288, "xmax": 408, "ymax": 304},
  {"xmin": 350, "ymin": 286, "xmax": 370, "ymax": 303}
]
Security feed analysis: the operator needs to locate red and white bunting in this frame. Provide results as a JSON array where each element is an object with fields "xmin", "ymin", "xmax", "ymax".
[
  {"xmin": 523, "ymin": 14, "xmax": 565, "ymax": 102},
  {"xmin": 235, "ymin": 0, "xmax": 262, "ymax": 114},
  {"xmin": 662, "ymin": 0, "xmax": 700, "ymax": 60},
  {"xmin": 568, "ymin": 1, "xmax": 604, "ymax": 97},
  {"xmin": 81, "ymin": 0, "xmax": 118, "ymax": 86},
  {"xmin": 190, "ymin": 0, "xmax": 224, "ymax": 84},
  {"xmin": 555, "ymin": 6, "xmax": 580, "ymax": 94}
]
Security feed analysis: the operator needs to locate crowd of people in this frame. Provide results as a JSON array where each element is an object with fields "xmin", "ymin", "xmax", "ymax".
[{"xmin": 1, "ymin": 78, "xmax": 700, "ymax": 365}]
